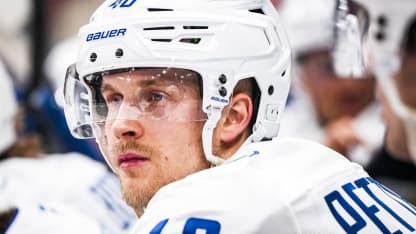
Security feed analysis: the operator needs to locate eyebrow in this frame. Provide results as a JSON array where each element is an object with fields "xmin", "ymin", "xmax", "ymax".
[
  {"xmin": 101, "ymin": 83, "xmax": 116, "ymax": 93},
  {"xmin": 101, "ymin": 71, "xmax": 198, "ymax": 93},
  {"xmin": 101, "ymin": 77, "xmax": 175, "ymax": 92}
]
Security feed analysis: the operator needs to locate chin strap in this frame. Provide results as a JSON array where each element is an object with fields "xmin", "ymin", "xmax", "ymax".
[
  {"xmin": 202, "ymin": 106, "xmax": 225, "ymax": 166},
  {"xmin": 375, "ymin": 58, "xmax": 416, "ymax": 165},
  {"xmin": 403, "ymin": 113, "xmax": 416, "ymax": 165}
]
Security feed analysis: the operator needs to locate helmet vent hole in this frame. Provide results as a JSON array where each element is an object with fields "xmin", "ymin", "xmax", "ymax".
[
  {"xmin": 147, "ymin": 8, "xmax": 173, "ymax": 12},
  {"xmin": 268, "ymin": 85, "xmax": 274, "ymax": 95},
  {"xmin": 115, "ymin": 48, "xmax": 124, "ymax": 58},
  {"xmin": 90, "ymin": 53, "xmax": 97, "ymax": 62},
  {"xmin": 375, "ymin": 31, "xmax": 386, "ymax": 42},
  {"xmin": 183, "ymin": 26, "xmax": 209, "ymax": 30},
  {"xmin": 143, "ymin": 26, "xmax": 175, "ymax": 31},
  {"xmin": 151, "ymin": 39, "xmax": 173, "ymax": 42},
  {"xmin": 249, "ymin": 9, "xmax": 265, "ymax": 15},
  {"xmin": 281, "ymin": 70, "xmax": 286, "ymax": 77},
  {"xmin": 179, "ymin": 38, "xmax": 201, "ymax": 44},
  {"xmin": 377, "ymin": 15, "xmax": 388, "ymax": 27}
]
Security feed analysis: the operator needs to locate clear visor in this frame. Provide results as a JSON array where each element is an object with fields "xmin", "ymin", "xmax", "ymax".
[
  {"xmin": 64, "ymin": 65, "xmax": 208, "ymax": 139},
  {"xmin": 332, "ymin": 0, "xmax": 370, "ymax": 78},
  {"xmin": 63, "ymin": 64, "xmax": 94, "ymax": 138}
]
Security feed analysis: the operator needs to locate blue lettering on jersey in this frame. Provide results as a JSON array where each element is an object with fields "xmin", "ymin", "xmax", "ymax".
[
  {"xmin": 183, "ymin": 218, "xmax": 221, "ymax": 234},
  {"xmin": 325, "ymin": 191, "xmax": 367, "ymax": 233},
  {"xmin": 249, "ymin": 150, "xmax": 260, "ymax": 157},
  {"xmin": 109, "ymin": 0, "xmax": 137, "ymax": 9},
  {"xmin": 325, "ymin": 177, "xmax": 416, "ymax": 233},
  {"xmin": 150, "ymin": 219, "xmax": 169, "ymax": 234},
  {"xmin": 150, "ymin": 217, "xmax": 221, "ymax": 234},
  {"xmin": 86, "ymin": 28, "xmax": 127, "ymax": 42},
  {"xmin": 368, "ymin": 177, "xmax": 416, "ymax": 216}
]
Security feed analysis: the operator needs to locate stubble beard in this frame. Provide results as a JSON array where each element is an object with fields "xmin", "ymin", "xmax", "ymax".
[
  {"xmin": 110, "ymin": 124, "xmax": 208, "ymax": 216},
  {"xmin": 111, "ymin": 141, "xmax": 173, "ymax": 216},
  {"xmin": 121, "ymin": 169, "xmax": 168, "ymax": 216}
]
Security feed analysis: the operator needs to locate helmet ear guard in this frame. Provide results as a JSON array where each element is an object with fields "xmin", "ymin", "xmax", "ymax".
[{"xmin": 63, "ymin": 0, "xmax": 292, "ymax": 166}]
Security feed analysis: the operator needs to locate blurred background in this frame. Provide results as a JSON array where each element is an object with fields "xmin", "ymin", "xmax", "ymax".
[{"xmin": 0, "ymin": 0, "xmax": 104, "ymax": 162}]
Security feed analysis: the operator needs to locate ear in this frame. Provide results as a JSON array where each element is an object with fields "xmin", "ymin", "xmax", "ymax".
[{"xmin": 218, "ymin": 93, "xmax": 253, "ymax": 143}]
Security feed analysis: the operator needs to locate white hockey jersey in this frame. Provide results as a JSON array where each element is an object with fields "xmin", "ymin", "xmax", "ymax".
[
  {"xmin": 0, "ymin": 152, "xmax": 136, "ymax": 234},
  {"xmin": 4, "ymin": 202, "xmax": 101, "ymax": 234},
  {"xmin": 132, "ymin": 138, "xmax": 416, "ymax": 233}
]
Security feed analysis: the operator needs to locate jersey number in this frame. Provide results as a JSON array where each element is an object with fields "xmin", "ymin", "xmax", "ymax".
[{"xmin": 150, "ymin": 217, "xmax": 220, "ymax": 234}]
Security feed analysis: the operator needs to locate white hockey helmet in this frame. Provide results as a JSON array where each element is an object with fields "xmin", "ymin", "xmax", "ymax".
[
  {"xmin": 0, "ymin": 60, "xmax": 17, "ymax": 155},
  {"xmin": 63, "ymin": 0, "xmax": 291, "ymax": 167},
  {"xmin": 281, "ymin": 0, "xmax": 368, "ymax": 78},
  {"xmin": 279, "ymin": 0, "xmax": 336, "ymax": 58},
  {"xmin": 335, "ymin": 0, "xmax": 416, "ymax": 162}
]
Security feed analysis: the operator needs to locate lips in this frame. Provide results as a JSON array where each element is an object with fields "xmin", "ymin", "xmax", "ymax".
[{"xmin": 118, "ymin": 153, "xmax": 148, "ymax": 169}]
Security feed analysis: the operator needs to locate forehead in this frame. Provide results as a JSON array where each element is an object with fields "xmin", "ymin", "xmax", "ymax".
[{"xmin": 101, "ymin": 68, "xmax": 201, "ymax": 88}]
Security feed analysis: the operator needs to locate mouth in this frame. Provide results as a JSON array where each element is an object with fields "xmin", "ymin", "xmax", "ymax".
[{"xmin": 118, "ymin": 153, "xmax": 149, "ymax": 169}]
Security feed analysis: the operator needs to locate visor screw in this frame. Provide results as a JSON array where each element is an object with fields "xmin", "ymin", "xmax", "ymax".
[
  {"xmin": 375, "ymin": 31, "xmax": 386, "ymax": 42},
  {"xmin": 90, "ymin": 53, "xmax": 97, "ymax": 62},
  {"xmin": 219, "ymin": 87, "xmax": 227, "ymax": 97},
  {"xmin": 115, "ymin": 48, "xmax": 124, "ymax": 58},
  {"xmin": 268, "ymin": 85, "xmax": 274, "ymax": 95},
  {"xmin": 377, "ymin": 15, "xmax": 387, "ymax": 27},
  {"xmin": 218, "ymin": 74, "xmax": 227, "ymax": 84}
]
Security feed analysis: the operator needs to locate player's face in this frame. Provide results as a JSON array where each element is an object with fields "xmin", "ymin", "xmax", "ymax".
[
  {"xmin": 300, "ymin": 50, "xmax": 375, "ymax": 125},
  {"xmin": 397, "ymin": 18, "xmax": 416, "ymax": 110},
  {"xmin": 100, "ymin": 69, "xmax": 210, "ymax": 215},
  {"xmin": 396, "ymin": 54, "xmax": 416, "ymax": 110},
  {"xmin": 381, "ymin": 50, "xmax": 416, "ymax": 159}
]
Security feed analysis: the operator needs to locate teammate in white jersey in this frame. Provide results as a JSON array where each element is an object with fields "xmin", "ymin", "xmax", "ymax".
[
  {"xmin": 0, "ymin": 59, "xmax": 136, "ymax": 233},
  {"xmin": 278, "ymin": 0, "xmax": 384, "ymax": 165},
  {"xmin": 0, "ymin": 203, "xmax": 101, "ymax": 234},
  {"xmin": 62, "ymin": 0, "xmax": 416, "ymax": 233}
]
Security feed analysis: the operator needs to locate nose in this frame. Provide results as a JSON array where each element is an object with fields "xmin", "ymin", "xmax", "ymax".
[{"xmin": 111, "ymin": 119, "xmax": 144, "ymax": 141}]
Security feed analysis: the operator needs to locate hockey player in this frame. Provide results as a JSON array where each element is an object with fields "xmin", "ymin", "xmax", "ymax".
[
  {"xmin": 333, "ymin": 0, "xmax": 416, "ymax": 202},
  {"xmin": 0, "ymin": 59, "xmax": 136, "ymax": 233},
  {"xmin": 63, "ymin": 0, "xmax": 416, "ymax": 232},
  {"xmin": 278, "ymin": 0, "xmax": 384, "ymax": 165}
]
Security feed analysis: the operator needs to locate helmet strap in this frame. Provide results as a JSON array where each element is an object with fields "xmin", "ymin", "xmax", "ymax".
[{"xmin": 202, "ymin": 106, "xmax": 225, "ymax": 166}]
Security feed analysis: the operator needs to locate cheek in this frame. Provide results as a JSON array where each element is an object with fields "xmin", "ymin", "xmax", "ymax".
[
  {"xmin": 103, "ymin": 121, "xmax": 115, "ymax": 143},
  {"xmin": 155, "ymin": 122, "xmax": 206, "ymax": 170},
  {"xmin": 306, "ymin": 81, "xmax": 338, "ymax": 105},
  {"xmin": 156, "ymin": 122, "xmax": 203, "ymax": 144},
  {"xmin": 396, "ymin": 79, "xmax": 416, "ymax": 109}
]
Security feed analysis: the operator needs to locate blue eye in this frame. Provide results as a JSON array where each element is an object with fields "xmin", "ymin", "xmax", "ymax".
[
  {"xmin": 150, "ymin": 92, "xmax": 165, "ymax": 102},
  {"xmin": 138, "ymin": 91, "xmax": 168, "ymax": 112},
  {"xmin": 108, "ymin": 94, "xmax": 123, "ymax": 105}
]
